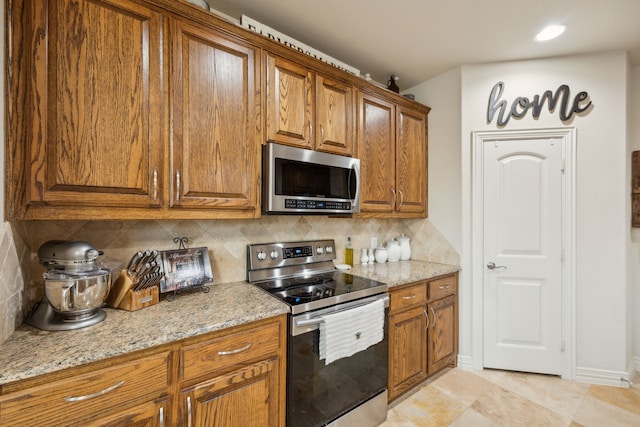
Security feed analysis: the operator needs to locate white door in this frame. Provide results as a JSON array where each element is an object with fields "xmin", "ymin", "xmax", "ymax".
[{"xmin": 482, "ymin": 137, "xmax": 564, "ymax": 375}]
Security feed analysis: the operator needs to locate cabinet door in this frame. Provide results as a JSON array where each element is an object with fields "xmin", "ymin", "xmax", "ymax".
[
  {"xmin": 316, "ymin": 75, "xmax": 354, "ymax": 156},
  {"xmin": 26, "ymin": 0, "xmax": 164, "ymax": 211},
  {"xmin": 427, "ymin": 294, "xmax": 458, "ymax": 374},
  {"xmin": 396, "ymin": 106, "xmax": 427, "ymax": 215},
  {"xmin": 357, "ymin": 92, "xmax": 396, "ymax": 213},
  {"xmin": 181, "ymin": 358, "xmax": 281, "ymax": 427},
  {"xmin": 388, "ymin": 305, "xmax": 427, "ymax": 400},
  {"xmin": 84, "ymin": 397, "xmax": 169, "ymax": 427},
  {"xmin": 171, "ymin": 20, "xmax": 261, "ymax": 214},
  {"xmin": 266, "ymin": 55, "xmax": 314, "ymax": 149}
]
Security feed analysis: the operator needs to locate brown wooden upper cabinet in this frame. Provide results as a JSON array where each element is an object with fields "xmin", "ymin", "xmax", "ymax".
[
  {"xmin": 7, "ymin": 0, "xmax": 261, "ymax": 219},
  {"xmin": 266, "ymin": 55, "xmax": 355, "ymax": 156},
  {"xmin": 357, "ymin": 91, "xmax": 428, "ymax": 218},
  {"xmin": 7, "ymin": 0, "xmax": 165, "ymax": 219},
  {"xmin": 170, "ymin": 19, "xmax": 261, "ymax": 214},
  {"xmin": 6, "ymin": 0, "xmax": 427, "ymax": 220}
]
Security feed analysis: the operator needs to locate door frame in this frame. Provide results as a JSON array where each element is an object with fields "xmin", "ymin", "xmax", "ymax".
[{"xmin": 470, "ymin": 127, "xmax": 576, "ymax": 379}]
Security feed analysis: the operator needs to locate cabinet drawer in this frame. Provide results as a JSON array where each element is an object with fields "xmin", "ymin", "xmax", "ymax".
[
  {"xmin": 0, "ymin": 352, "xmax": 170, "ymax": 426},
  {"xmin": 427, "ymin": 275, "xmax": 457, "ymax": 300},
  {"xmin": 181, "ymin": 321, "xmax": 281, "ymax": 383},
  {"xmin": 390, "ymin": 282, "xmax": 427, "ymax": 312}
]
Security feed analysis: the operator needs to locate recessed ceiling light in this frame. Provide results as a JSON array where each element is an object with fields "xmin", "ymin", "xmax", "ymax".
[{"xmin": 535, "ymin": 24, "xmax": 566, "ymax": 42}]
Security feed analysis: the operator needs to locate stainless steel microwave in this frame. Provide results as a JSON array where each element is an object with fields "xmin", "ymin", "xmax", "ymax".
[{"xmin": 263, "ymin": 142, "xmax": 360, "ymax": 214}]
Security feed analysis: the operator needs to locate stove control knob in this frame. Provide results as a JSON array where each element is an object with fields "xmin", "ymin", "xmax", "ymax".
[
  {"xmin": 257, "ymin": 251, "xmax": 267, "ymax": 261},
  {"xmin": 316, "ymin": 246, "xmax": 324, "ymax": 254},
  {"xmin": 325, "ymin": 246, "xmax": 333, "ymax": 254},
  {"xmin": 270, "ymin": 250, "xmax": 279, "ymax": 260}
]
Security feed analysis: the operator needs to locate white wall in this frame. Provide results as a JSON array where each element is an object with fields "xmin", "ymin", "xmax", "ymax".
[
  {"xmin": 404, "ymin": 68, "xmax": 462, "ymax": 254},
  {"xmin": 631, "ymin": 65, "xmax": 640, "ymax": 365},
  {"xmin": 410, "ymin": 51, "xmax": 635, "ymax": 380},
  {"xmin": 406, "ymin": 68, "xmax": 467, "ymax": 358}
]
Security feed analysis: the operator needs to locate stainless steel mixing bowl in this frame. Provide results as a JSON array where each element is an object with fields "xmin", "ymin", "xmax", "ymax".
[{"xmin": 44, "ymin": 270, "xmax": 112, "ymax": 317}]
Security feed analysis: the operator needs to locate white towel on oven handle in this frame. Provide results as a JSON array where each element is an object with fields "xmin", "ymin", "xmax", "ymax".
[{"xmin": 318, "ymin": 298, "xmax": 384, "ymax": 365}]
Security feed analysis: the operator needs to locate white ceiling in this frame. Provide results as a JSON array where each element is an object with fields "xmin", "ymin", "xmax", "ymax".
[{"xmin": 208, "ymin": 0, "xmax": 640, "ymax": 90}]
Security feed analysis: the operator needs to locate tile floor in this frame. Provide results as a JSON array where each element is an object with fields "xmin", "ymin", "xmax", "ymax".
[{"xmin": 381, "ymin": 368, "xmax": 640, "ymax": 426}]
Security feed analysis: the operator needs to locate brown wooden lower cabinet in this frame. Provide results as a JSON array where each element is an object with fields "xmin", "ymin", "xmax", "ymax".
[
  {"xmin": 0, "ymin": 315, "xmax": 287, "ymax": 427},
  {"xmin": 388, "ymin": 273, "xmax": 459, "ymax": 402}
]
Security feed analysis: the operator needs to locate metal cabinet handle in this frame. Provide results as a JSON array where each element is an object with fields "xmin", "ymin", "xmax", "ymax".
[
  {"xmin": 176, "ymin": 170, "xmax": 181, "ymax": 202},
  {"xmin": 63, "ymin": 380, "xmax": 125, "ymax": 402},
  {"xmin": 320, "ymin": 124, "xmax": 324, "ymax": 142},
  {"xmin": 218, "ymin": 342, "xmax": 252, "ymax": 356},
  {"xmin": 391, "ymin": 188, "xmax": 397, "ymax": 208},
  {"xmin": 187, "ymin": 396, "xmax": 192, "ymax": 427},
  {"xmin": 487, "ymin": 262, "xmax": 507, "ymax": 270},
  {"xmin": 308, "ymin": 121, "xmax": 312, "ymax": 141},
  {"xmin": 398, "ymin": 190, "xmax": 404, "ymax": 209},
  {"xmin": 159, "ymin": 406, "xmax": 164, "ymax": 427},
  {"xmin": 153, "ymin": 168, "xmax": 158, "ymax": 201},
  {"xmin": 424, "ymin": 309, "xmax": 429, "ymax": 329},
  {"xmin": 431, "ymin": 307, "xmax": 437, "ymax": 328},
  {"xmin": 402, "ymin": 295, "xmax": 417, "ymax": 300}
]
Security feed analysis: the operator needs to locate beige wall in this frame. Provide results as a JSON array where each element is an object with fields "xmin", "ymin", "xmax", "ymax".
[{"xmin": 0, "ymin": 216, "xmax": 458, "ymax": 343}]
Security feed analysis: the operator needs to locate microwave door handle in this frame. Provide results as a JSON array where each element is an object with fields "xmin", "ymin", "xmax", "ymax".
[{"xmin": 350, "ymin": 163, "xmax": 360, "ymax": 201}]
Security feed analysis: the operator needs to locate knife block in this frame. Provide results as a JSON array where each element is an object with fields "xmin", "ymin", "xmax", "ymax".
[
  {"xmin": 119, "ymin": 286, "xmax": 159, "ymax": 311},
  {"xmin": 107, "ymin": 270, "xmax": 159, "ymax": 311}
]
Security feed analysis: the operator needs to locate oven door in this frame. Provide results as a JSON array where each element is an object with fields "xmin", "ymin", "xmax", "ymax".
[{"xmin": 288, "ymin": 294, "xmax": 389, "ymax": 427}]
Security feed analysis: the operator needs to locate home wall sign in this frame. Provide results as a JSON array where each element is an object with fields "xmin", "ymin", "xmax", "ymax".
[
  {"xmin": 487, "ymin": 81, "xmax": 592, "ymax": 127},
  {"xmin": 241, "ymin": 15, "xmax": 360, "ymax": 75}
]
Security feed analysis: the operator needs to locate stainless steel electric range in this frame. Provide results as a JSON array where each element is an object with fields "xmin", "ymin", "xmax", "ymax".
[{"xmin": 247, "ymin": 239, "xmax": 389, "ymax": 427}]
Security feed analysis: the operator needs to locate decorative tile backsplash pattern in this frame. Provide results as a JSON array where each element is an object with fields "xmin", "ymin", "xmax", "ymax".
[{"xmin": 0, "ymin": 216, "xmax": 459, "ymax": 343}]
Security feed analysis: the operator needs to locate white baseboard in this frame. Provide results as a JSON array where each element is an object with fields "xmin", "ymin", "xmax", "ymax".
[
  {"xmin": 457, "ymin": 354, "xmax": 474, "ymax": 371},
  {"xmin": 575, "ymin": 366, "xmax": 631, "ymax": 388}
]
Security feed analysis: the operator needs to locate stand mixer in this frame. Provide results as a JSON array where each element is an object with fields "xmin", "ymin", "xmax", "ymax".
[{"xmin": 25, "ymin": 240, "xmax": 113, "ymax": 331}]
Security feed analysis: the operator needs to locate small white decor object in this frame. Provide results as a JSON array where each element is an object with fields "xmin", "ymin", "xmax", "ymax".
[
  {"xmin": 397, "ymin": 234, "xmax": 411, "ymax": 261},
  {"xmin": 368, "ymin": 248, "xmax": 375, "ymax": 264},
  {"xmin": 360, "ymin": 248, "xmax": 369, "ymax": 265},
  {"xmin": 386, "ymin": 240, "xmax": 401, "ymax": 263},
  {"xmin": 374, "ymin": 247, "xmax": 388, "ymax": 263}
]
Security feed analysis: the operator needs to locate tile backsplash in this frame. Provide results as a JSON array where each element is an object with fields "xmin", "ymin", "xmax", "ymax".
[{"xmin": 0, "ymin": 216, "xmax": 459, "ymax": 343}]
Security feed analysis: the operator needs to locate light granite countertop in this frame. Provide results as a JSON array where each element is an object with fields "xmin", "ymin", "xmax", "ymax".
[
  {"xmin": 0, "ymin": 260, "xmax": 458, "ymax": 387},
  {"xmin": 346, "ymin": 260, "xmax": 460, "ymax": 288},
  {"xmin": 0, "ymin": 281, "xmax": 289, "ymax": 386}
]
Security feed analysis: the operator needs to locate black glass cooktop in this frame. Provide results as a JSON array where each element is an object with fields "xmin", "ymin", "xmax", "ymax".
[{"xmin": 254, "ymin": 271, "xmax": 387, "ymax": 314}]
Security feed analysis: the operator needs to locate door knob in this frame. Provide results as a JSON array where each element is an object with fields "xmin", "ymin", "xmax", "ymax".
[{"xmin": 487, "ymin": 262, "xmax": 507, "ymax": 270}]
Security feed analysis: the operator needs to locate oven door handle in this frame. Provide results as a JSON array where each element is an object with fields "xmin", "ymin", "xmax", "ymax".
[{"xmin": 293, "ymin": 295, "xmax": 389, "ymax": 330}]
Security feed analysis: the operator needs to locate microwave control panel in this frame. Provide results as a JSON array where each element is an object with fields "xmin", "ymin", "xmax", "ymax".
[{"xmin": 284, "ymin": 199, "xmax": 352, "ymax": 211}]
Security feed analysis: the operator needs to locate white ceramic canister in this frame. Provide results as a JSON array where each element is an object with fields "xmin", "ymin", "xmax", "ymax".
[
  {"xmin": 374, "ymin": 247, "xmax": 388, "ymax": 263},
  {"xmin": 386, "ymin": 240, "xmax": 401, "ymax": 262},
  {"xmin": 397, "ymin": 234, "xmax": 411, "ymax": 261}
]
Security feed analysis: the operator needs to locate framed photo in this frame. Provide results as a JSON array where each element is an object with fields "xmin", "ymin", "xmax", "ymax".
[{"xmin": 159, "ymin": 247, "xmax": 213, "ymax": 293}]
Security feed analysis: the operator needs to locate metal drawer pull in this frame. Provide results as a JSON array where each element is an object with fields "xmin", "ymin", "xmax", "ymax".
[
  {"xmin": 424, "ymin": 309, "xmax": 429, "ymax": 329},
  {"xmin": 402, "ymin": 295, "xmax": 417, "ymax": 300},
  {"xmin": 438, "ymin": 285, "xmax": 451, "ymax": 290},
  {"xmin": 63, "ymin": 380, "xmax": 125, "ymax": 402},
  {"xmin": 218, "ymin": 342, "xmax": 252, "ymax": 355},
  {"xmin": 159, "ymin": 406, "xmax": 164, "ymax": 427}
]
